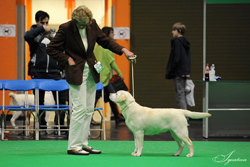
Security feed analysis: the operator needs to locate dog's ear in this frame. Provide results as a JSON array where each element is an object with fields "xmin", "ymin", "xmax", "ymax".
[{"xmin": 117, "ymin": 94, "xmax": 126, "ymax": 103}]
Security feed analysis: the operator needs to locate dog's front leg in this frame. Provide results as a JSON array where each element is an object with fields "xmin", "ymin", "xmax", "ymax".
[
  {"xmin": 131, "ymin": 134, "xmax": 138, "ymax": 156},
  {"xmin": 131, "ymin": 130, "xmax": 144, "ymax": 157}
]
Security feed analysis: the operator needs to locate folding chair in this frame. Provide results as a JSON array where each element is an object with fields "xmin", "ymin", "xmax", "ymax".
[
  {"xmin": 90, "ymin": 82, "xmax": 106, "ymax": 140},
  {"xmin": 36, "ymin": 79, "xmax": 71, "ymax": 139},
  {"xmin": 0, "ymin": 80, "xmax": 15, "ymax": 137},
  {"xmin": 0, "ymin": 82, "xmax": 3, "ymax": 135},
  {"xmin": 1, "ymin": 80, "xmax": 36, "ymax": 140}
]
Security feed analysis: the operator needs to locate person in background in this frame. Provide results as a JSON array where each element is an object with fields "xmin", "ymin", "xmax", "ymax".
[
  {"xmin": 24, "ymin": 10, "xmax": 67, "ymax": 135},
  {"xmin": 46, "ymin": 5, "xmax": 135, "ymax": 155},
  {"xmin": 93, "ymin": 27, "xmax": 125, "ymax": 125},
  {"xmin": 165, "ymin": 22, "xmax": 191, "ymax": 110}
]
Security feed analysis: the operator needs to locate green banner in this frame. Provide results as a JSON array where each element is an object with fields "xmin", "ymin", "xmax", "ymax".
[{"xmin": 207, "ymin": 0, "xmax": 250, "ymax": 3}]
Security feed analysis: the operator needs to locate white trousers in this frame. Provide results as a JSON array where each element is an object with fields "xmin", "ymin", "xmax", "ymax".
[{"xmin": 68, "ymin": 63, "xmax": 96, "ymax": 150}]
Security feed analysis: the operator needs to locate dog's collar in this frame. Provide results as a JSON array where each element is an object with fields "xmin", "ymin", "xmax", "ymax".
[{"xmin": 120, "ymin": 100, "xmax": 135, "ymax": 112}]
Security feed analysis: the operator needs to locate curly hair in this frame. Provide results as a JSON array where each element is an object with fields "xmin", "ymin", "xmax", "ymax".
[{"xmin": 71, "ymin": 5, "xmax": 93, "ymax": 24}]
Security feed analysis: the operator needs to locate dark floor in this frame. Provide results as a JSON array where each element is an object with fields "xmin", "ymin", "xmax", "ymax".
[{"xmin": 2, "ymin": 119, "xmax": 250, "ymax": 141}]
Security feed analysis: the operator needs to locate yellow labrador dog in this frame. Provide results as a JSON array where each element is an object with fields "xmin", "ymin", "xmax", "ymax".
[{"xmin": 109, "ymin": 90, "xmax": 211, "ymax": 157}]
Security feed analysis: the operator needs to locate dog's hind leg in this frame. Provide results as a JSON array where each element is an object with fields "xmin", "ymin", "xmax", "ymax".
[
  {"xmin": 183, "ymin": 137, "xmax": 193, "ymax": 157},
  {"xmin": 172, "ymin": 128, "xmax": 194, "ymax": 157},
  {"xmin": 131, "ymin": 130, "xmax": 144, "ymax": 157},
  {"xmin": 170, "ymin": 130, "xmax": 184, "ymax": 156},
  {"xmin": 10, "ymin": 111, "xmax": 22, "ymax": 128}
]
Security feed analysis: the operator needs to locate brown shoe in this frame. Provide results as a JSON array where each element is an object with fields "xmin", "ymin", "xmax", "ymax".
[
  {"xmin": 83, "ymin": 147, "xmax": 101, "ymax": 154},
  {"xmin": 67, "ymin": 149, "xmax": 89, "ymax": 155}
]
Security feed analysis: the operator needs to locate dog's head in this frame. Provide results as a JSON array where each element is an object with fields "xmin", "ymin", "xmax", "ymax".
[{"xmin": 109, "ymin": 90, "xmax": 135, "ymax": 110}]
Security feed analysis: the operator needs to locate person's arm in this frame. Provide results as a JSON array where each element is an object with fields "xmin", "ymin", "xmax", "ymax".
[
  {"xmin": 24, "ymin": 26, "xmax": 45, "ymax": 42},
  {"xmin": 24, "ymin": 25, "xmax": 54, "ymax": 43},
  {"xmin": 170, "ymin": 40, "xmax": 182, "ymax": 71},
  {"xmin": 94, "ymin": 19, "xmax": 135, "ymax": 59},
  {"xmin": 46, "ymin": 24, "xmax": 71, "ymax": 65},
  {"xmin": 111, "ymin": 61, "xmax": 122, "ymax": 75}
]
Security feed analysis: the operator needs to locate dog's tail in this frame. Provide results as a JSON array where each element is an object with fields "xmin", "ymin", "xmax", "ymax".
[
  {"xmin": 9, "ymin": 92, "xmax": 16, "ymax": 98},
  {"xmin": 182, "ymin": 110, "xmax": 211, "ymax": 119}
]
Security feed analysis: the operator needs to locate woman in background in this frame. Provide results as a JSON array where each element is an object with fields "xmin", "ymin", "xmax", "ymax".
[{"xmin": 94, "ymin": 27, "xmax": 125, "ymax": 125}]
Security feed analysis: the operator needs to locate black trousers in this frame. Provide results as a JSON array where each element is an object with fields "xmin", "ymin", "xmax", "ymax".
[
  {"xmin": 31, "ymin": 72, "xmax": 69, "ymax": 129},
  {"xmin": 95, "ymin": 82, "xmax": 120, "ymax": 118}
]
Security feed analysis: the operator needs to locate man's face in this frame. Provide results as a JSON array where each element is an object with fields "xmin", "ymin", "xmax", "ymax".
[
  {"xmin": 37, "ymin": 17, "xmax": 49, "ymax": 27},
  {"xmin": 172, "ymin": 29, "xmax": 179, "ymax": 38}
]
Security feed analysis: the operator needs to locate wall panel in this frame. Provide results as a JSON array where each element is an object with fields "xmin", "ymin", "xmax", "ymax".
[{"xmin": 130, "ymin": 0, "xmax": 250, "ymax": 112}]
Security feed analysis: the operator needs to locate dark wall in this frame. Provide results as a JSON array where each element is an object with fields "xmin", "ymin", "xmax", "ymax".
[
  {"xmin": 130, "ymin": 0, "xmax": 250, "ymax": 111},
  {"xmin": 206, "ymin": 4, "xmax": 250, "ymax": 80}
]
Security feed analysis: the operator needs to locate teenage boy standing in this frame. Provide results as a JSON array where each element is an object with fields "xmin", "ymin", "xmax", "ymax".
[{"xmin": 165, "ymin": 22, "xmax": 191, "ymax": 110}]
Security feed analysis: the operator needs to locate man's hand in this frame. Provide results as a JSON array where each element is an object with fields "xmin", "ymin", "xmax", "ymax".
[
  {"xmin": 68, "ymin": 57, "xmax": 76, "ymax": 66},
  {"xmin": 43, "ymin": 25, "xmax": 53, "ymax": 32}
]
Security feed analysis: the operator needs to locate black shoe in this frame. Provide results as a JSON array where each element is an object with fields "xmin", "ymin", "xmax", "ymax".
[
  {"xmin": 67, "ymin": 149, "xmax": 89, "ymax": 155},
  {"xmin": 115, "ymin": 115, "xmax": 125, "ymax": 125},
  {"xmin": 54, "ymin": 131, "xmax": 68, "ymax": 136},
  {"xmin": 82, "ymin": 147, "xmax": 101, "ymax": 154},
  {"xmin": 91, "ymin": 119, "xmax": 101, "ymax": 126},
  {"xmin": 40, "ymin": 131, "xmax": 48, "ymax": 135}
]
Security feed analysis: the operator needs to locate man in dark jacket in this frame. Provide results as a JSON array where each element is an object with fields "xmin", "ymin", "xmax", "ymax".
[
  {"xmin": 165, "ymin": 22, "xmax": 191, "ymax": 110},
  {"xmin": 24, "ymin": 10, "xmax": 67, "ymax": 134}
]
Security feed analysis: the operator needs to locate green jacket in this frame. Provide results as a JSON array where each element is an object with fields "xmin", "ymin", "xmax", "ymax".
[{"xmin": 94, "ymin": 44, "xmax": 122, "ymax": 86}]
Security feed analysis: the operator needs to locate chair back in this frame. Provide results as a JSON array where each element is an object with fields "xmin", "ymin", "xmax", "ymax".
[
  {"xmin": 96, "ymin": 82, "xmax": 104, "ymax": 91},
  {"xmin": 4, "ymin": 80, "xmax": 36, "ymax": 91},
  {"xmin": 38, "ymin": 79, "xmax": 69, "ymax": 92}
]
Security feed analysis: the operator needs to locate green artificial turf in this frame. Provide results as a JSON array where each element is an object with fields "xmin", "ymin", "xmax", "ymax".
[{"xmin": 0, "ymin": 141, "xmax": 249, "ymax": 167}]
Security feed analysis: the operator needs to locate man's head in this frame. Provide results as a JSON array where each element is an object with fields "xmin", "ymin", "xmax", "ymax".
[
  {"xmin": 35, "ymin": 10, "xmax": 50, "ymax": 27},
  {"xmin": 172, "ymin": 22, "xmax": 186, "ymax": 38},
  {"xmin": 72, "ymin": 5, "xmax": 93, "ymax": 29}
]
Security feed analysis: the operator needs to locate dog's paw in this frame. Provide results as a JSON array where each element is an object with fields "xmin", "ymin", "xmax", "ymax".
[
  {"xmin": 172, "ymin": 153, "xmax": 180, "ymax": 156},
  {"xmin": 131, "ymin": 152, "xmax": 136, "ymax": 156},
  {"xmin": 186, "ymin": 153, "xmax": 193, "ymax": 157},
  {"xmin": 131, "ymin": 152, "xmax": 141, "ymax": 157}
]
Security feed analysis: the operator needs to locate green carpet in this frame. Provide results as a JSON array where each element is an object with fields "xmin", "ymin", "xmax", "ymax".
[{"xmin": 0, "ymin": 141, "xmax": 249, "ymax": 167}]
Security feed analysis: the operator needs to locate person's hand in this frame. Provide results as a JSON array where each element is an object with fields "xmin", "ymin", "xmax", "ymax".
[
  {"xmin": 120, "ymin": 75, "xmax": 124, "ymax": 80},
  {"xmin": 43, "ymin": 25, "xmax": 53, "ymax": 32},
  {"xmin": 45, "ymin": 33, "xmax": 54, "ymax": 40},
  {"xmin": 68, "ymin": 57, "xmax": 76, "ymax": 66},
  {"xmin": 122, "ymin": 48, "xmax": 135, "ymax": 59}
]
